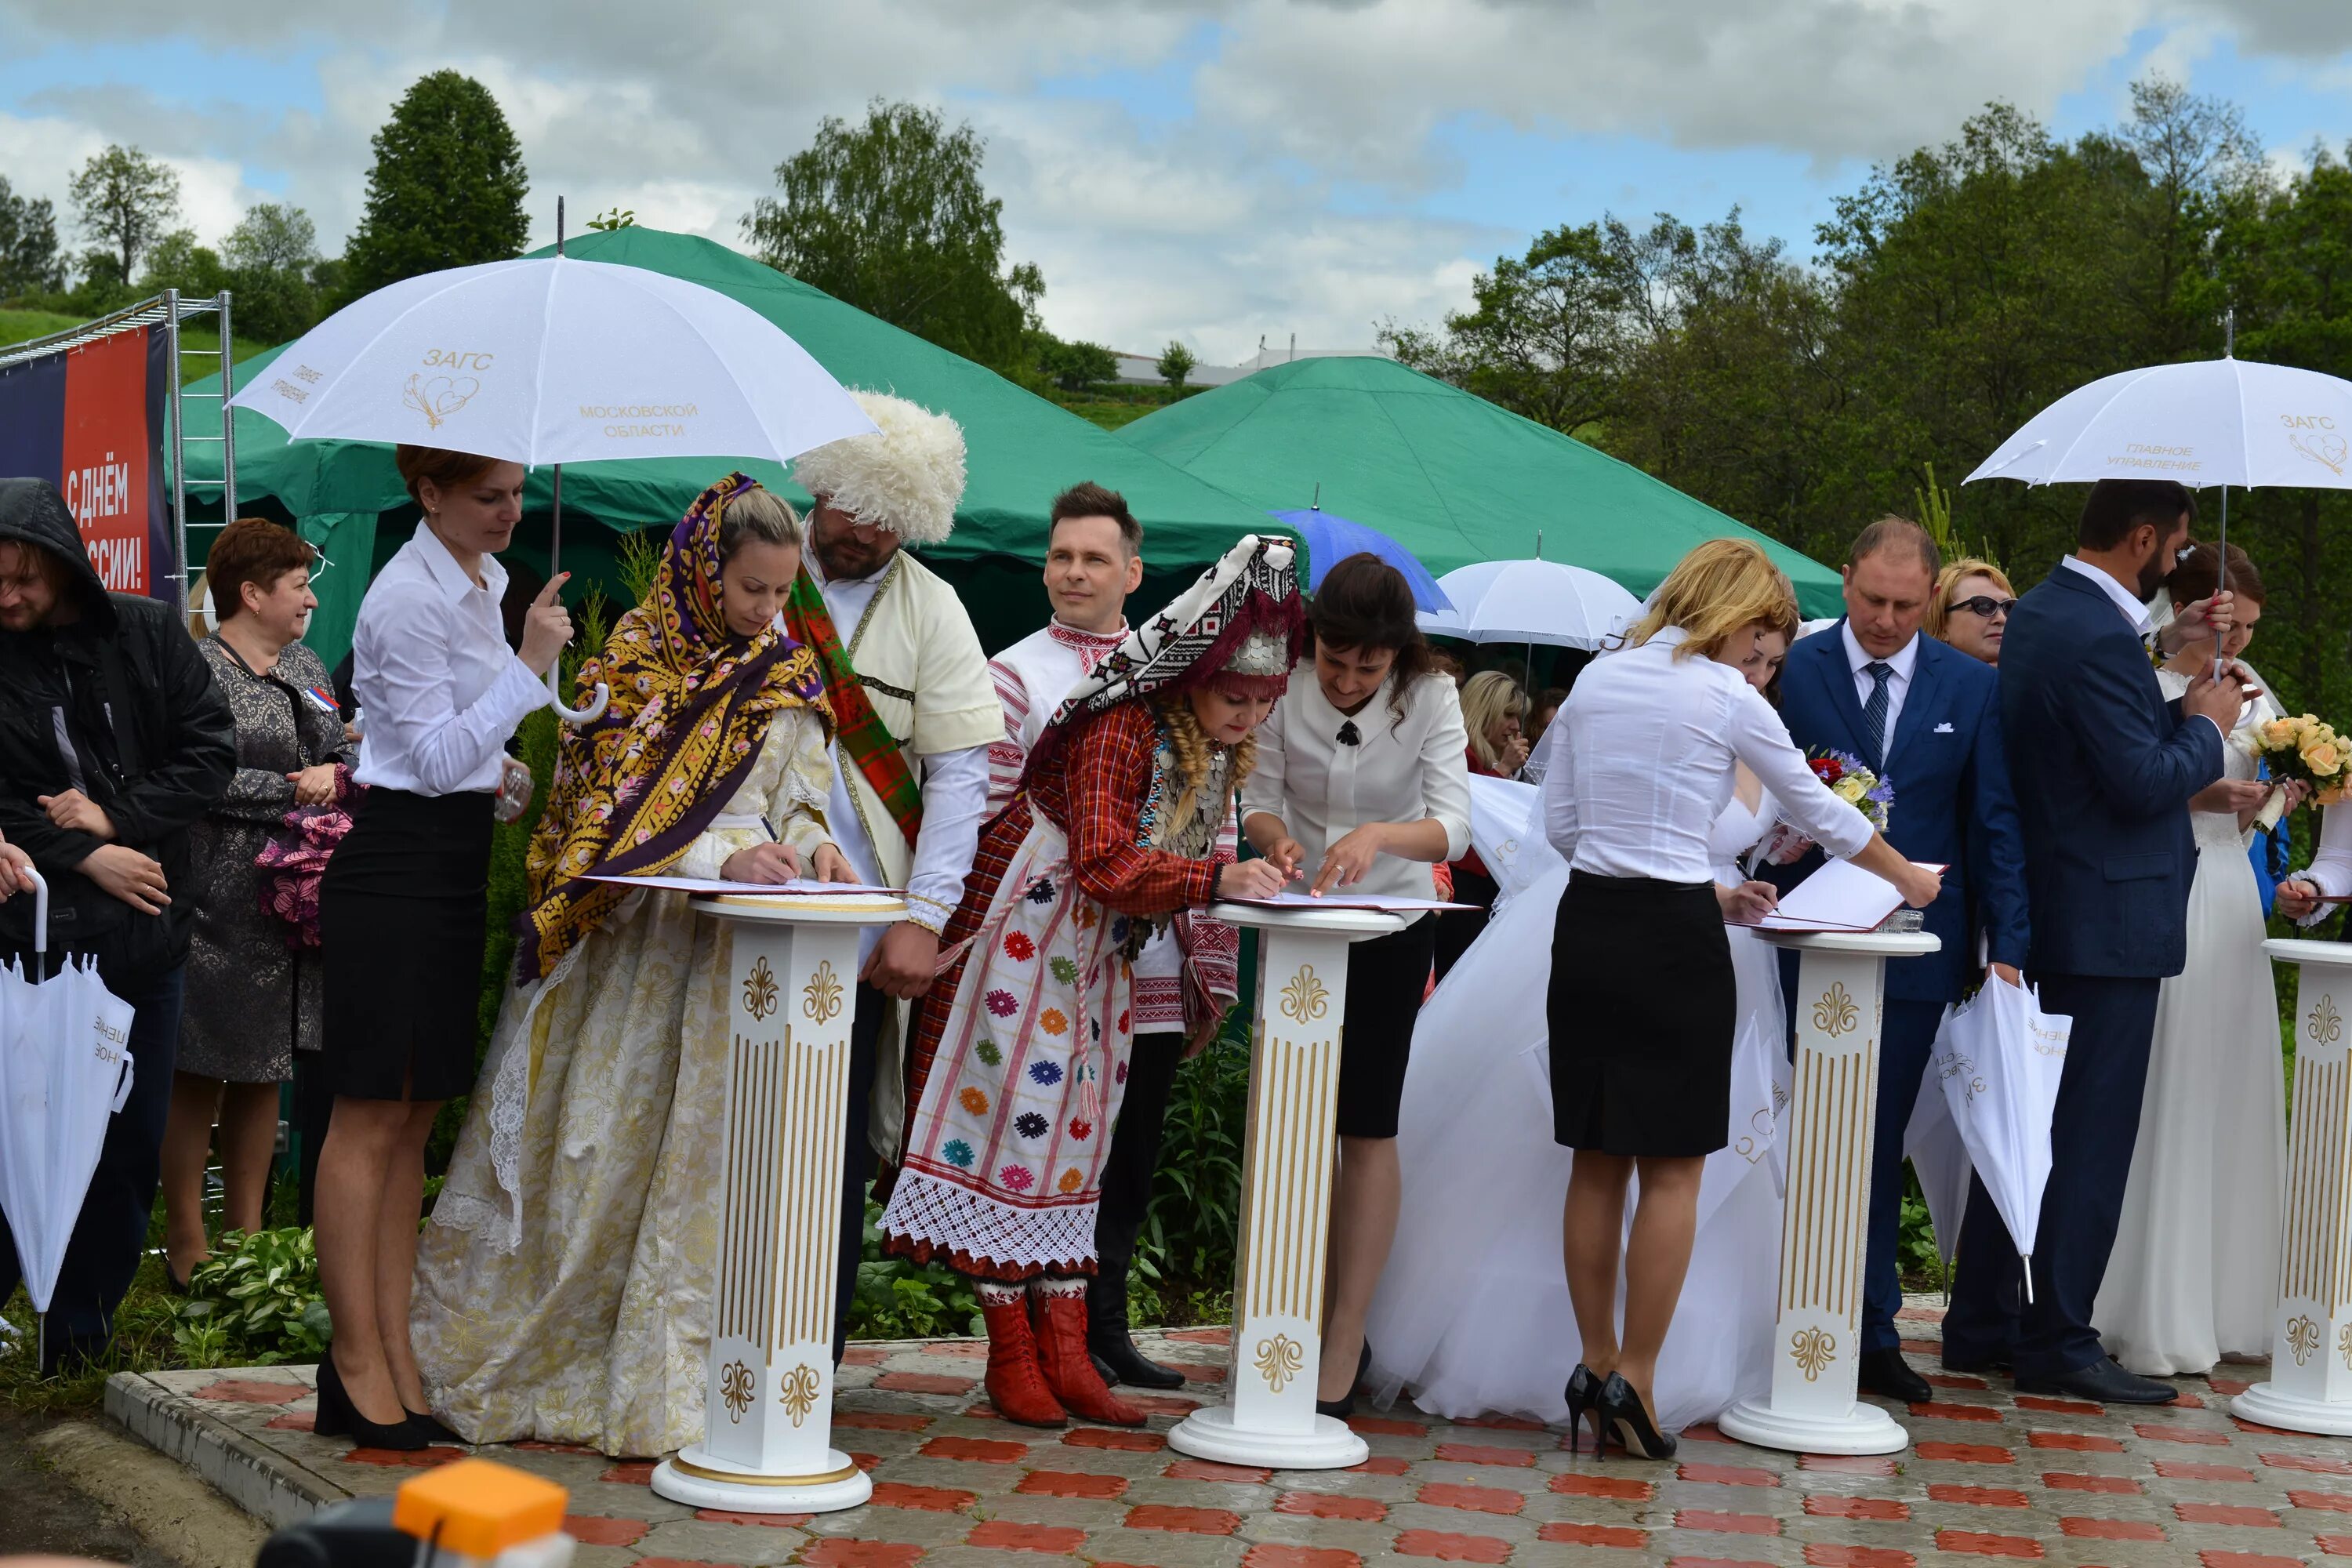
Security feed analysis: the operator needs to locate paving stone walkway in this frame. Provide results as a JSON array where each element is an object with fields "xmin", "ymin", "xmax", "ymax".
[{"xmin": 109, "ymin": 1300, "xmax": 2352, "ymax": 1567}]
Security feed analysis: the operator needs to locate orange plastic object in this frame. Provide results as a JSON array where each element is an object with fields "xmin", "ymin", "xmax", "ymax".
[{"xmin": 391, "ymin": 1457, "xmax": 568, "ymax": 1559}]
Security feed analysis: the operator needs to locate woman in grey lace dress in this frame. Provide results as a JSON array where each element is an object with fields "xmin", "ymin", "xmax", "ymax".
[{"xmin": 164, "ymin": 520, "xmax": 354, "ymax": 1284}]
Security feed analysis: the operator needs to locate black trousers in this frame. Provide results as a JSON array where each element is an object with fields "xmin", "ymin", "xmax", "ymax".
[
  {"xmin": 1094, "ymin": 1031, "xmax": 1185, "ymax": 1273},
  {"xmin": 833, "ymin": 979, "xmax": 887, "ymax": 1363},
  {"xmin": 1944, "ymin": 971, "xmax": 2162, "ymax": 1380},
  {"xmin": 0, "ymin": 964, "xmax": 183, "ymax": 1368}
]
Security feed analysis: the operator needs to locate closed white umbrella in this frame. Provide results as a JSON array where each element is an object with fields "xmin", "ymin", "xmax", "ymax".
[
  {"xmin": 1927, "ymin": 977, "xmax": 2071, "ymax": 1299},
  {"xmin": 0, "ymin": 873, "xmax": 137, "ymax": 1363},
  {"xmin": 230, "ymin": 204, "xmax": 876, "ymax": 720},
  {"xmin": 1418, "ymin": 558, "xmax": 1642, "ymax": 651}
]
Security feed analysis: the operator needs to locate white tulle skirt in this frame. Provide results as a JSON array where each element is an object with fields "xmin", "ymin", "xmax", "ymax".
[{"xmin": 1364, "ymin": 864, "xmax": 1788, "ymax": 1432}]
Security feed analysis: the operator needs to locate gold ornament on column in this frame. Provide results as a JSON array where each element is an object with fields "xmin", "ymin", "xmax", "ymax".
[
  {"xmin": 779, "ymin": 1362, "xmax": 822, "ymax": 1426},
  {"xmin": 2309, "ymin": 993, "xmax": 2342, "ymax": 1047},
  {"xmin": 2287, "ymin": 1313, "xmax": 2323, "ymax": 1366},
  {"xmin": 804, "ymin": 959, "xmax": 844, "ymax": 1024},
  {"xmin": 1812, "ymin": 982, "xmax": 1859, "ymax": 1037},
  {"xmin": 743, "ymin": 956, "xmax": 780, "ymax": 1021},
  {"xmin": 1254, "ymin": 1333, "xmax": 1305, "ymax": 1392},
  {"xmin": 1279, "ymin": 966, "xmax": 1329, "ymax": 1023},
  {"xmin": 719, "ymin": 1358, "xmax": 756, "ymax": 1421},
  {"xmin": 1788, "ymin": 1326, "xmax": 1838, "ymax": 1381}
]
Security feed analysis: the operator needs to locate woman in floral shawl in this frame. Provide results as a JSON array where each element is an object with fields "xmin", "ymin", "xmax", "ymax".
[
  {"xmin": 412, "ymin": 474, "xmax": 851, "ymax": 1455},
  {"xmin": 880, "ymin": 534, "xmax": 1302, "ymax": 1427}
]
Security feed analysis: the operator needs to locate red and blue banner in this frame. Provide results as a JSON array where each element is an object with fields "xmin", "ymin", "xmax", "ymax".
[{"xmin": 0, "ymin": 325, "xmax": 172, "ymax": 597}]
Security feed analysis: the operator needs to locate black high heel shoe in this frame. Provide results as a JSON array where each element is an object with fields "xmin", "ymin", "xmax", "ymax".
[
  {"xmin": 314, "ymin": 1352, "xmax": 428, "ymax": 1450},
  {"xmin": 1563, "ymin": 1363, "xmax": 1602, "ymax": 1456},
  {"xmin": 1316, "ymin": 1342, "xmax": 1374, "ymax": 1420},
  {"xmin": 1597, "ymin": 1371, "xmax": 1675, "ymax": 1461},
  {"xmin": 404, "ymin": 1408, "xmax": 462, "ymax": 1445}
]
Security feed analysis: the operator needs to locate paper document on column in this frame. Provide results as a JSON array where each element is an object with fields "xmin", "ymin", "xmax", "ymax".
[
  {"xmin": 1218, "ymin": 890, "xmax": 1476, "ymax": 913},
  {"xmin": 583, "ymin": 872, "xmax": 904, "ymax": 900},
  {"xmin": 1743, "ymin": 858, "xmax": 1946, "ymax": 932}
]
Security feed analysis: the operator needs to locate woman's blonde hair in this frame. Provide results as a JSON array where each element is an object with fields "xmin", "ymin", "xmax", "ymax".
[
  {"xmin": 1624, "ymin": 539, "xmax": 1799, "ymax": 659},
  {"xmin": 1459, "ymin": 670, "xmax": 1529, "ymax": 773},
  {"xmin": 1152, "ymin": 693, "xmax": 1258, "ymax": 840},
  {"xmin": 1925, "ymin": 557, "xmax": 2016, "ymax": 641}
]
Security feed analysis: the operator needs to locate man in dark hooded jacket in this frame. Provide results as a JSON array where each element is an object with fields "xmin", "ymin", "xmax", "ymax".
[{"xmin": 0, "ymin": 477, "xmax": 234, "ymax": 1369}]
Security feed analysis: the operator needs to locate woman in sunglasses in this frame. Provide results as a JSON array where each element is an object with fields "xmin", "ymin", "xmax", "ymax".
[{"xmin": 1925, "ymin": 558, "xmax": 2016, "ymax": 666}]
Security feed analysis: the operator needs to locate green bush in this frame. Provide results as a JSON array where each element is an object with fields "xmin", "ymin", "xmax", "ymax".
[
  {"xmin": 847, "ymin": 1201, "xmax": 980, "ymax": 1340},
  {"xmin": 170, "ymin": 1227, "xmax": 332, "ymax": 1367}
]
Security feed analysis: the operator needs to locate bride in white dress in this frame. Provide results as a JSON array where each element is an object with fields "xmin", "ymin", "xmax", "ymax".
[
  {"xmin": 1365, "ymin": 757, "xmax": 1791, "ymax": 1431},
  {"xmin": 2096, "ymin": 544, "xmax": 2286, "ymax": 1376}
]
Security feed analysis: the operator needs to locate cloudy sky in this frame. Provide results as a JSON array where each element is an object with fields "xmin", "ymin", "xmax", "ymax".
[{"xmin": 5, "ymin": 1, "xmax": 2352, "ymax": 364}]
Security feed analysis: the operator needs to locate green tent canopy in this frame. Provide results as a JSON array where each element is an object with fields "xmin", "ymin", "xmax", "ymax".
[
  {"xmin": 1117, "ymin": 355, "xmax": 1842, "ymax": 617},
  {"xmin": 171, "ymin": 227, "xmax": 1280, "ymax": 659}
]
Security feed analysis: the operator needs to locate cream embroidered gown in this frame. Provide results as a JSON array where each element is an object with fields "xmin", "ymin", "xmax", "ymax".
[{"xmin": 410, "ymin": 710, "xmax": 837, "ymax": 1456}]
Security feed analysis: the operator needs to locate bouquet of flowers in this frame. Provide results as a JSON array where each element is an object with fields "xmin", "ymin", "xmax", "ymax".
[
  {"xmin": 2245, "ymin": 713, "xmax": 2347, "ymax": 823},
  {"xmin": 1752, "ymin": 749, "xmax": 1893, "ymax": 867}
]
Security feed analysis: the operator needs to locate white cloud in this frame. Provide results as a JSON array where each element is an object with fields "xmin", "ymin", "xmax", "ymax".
[{"xmin": 3, "ymin": 0, "xmax": 2351, "ymax": 354}]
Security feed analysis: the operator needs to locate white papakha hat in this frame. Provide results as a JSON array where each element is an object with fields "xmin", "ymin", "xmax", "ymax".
[{"xmin": 790, "ymin": 390, "xmax": 967, "ymax": 547}]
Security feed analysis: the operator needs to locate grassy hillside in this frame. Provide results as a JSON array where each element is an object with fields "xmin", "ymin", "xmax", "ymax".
[{"xmin": 1, "ymin": 305, "xmax": 274, "ymax": 385}]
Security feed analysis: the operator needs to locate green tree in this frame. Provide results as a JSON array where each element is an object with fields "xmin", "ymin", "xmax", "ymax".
[
  {"xmin": 0, "ymin": 175, "xmax": 64, "ymax": 297},
  {"xmin": 1043, "ymin": 338, "xmax": 1118, "ymax": 392},
  {"xmin": 340, "ymin": 71, "xmax": 530, "ymax": 303},
  {"xmin": 1156, "ymin": 339, "xmax": 1196, "ymax": 390},
  {"xmin": 222, "ymin": 202, "xmax": 322, "ymax": 341},
  {"xmin": 742, "ymin": 99, "xmax": 1039, "ymax": 368},
  {"xmin": 69, "ymin": 144, "xmax": 179, "ymax": 285},
  {"xmin": 138, "ymin": 229, "xmax": 227, "ymax": 298}
]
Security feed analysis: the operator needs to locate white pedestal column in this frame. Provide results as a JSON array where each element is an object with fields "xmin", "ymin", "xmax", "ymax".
[
  {"xmin": 652, "ymin": 893, "xmax": 906, "ymax": 1515},
  {"xmin": 1718, "ymin": 927, "xmax": 1940, "ymax": 1457},
  {"xmin": 1168, "ymin": 902, "xmax": 1406, "ymax": 1471},
  {"xmin": 2234, "ymin": 938, "xmax": 2352, "ymax": 1437}
]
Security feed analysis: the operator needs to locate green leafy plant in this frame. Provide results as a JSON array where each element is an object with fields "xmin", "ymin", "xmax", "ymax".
[
  {"xmin": 614, "ymin": 526, "xmax": 663, "ymax": 609},
  {"xmin": 846, "ymin": 1201, "xmax": 979, "ymax": 1339},
  {"xmin": 1896, "ymin": 1168, "xmax": 1947, "ymax": 1291},
  {"xmin": 171, "ymin": 1227, "xmax": 332, "ymax": 1365},
  {"xmin": 1134, "ymin": 1008, "xmax": 1250, "ymax": 1305}
]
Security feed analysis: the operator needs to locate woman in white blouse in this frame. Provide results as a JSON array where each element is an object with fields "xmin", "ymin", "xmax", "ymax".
[
  {"xmin": 312, "ymin": 446, "xmax": 572, "ymax": 1450},
  {"xmin": 1547, "ymin": 539, "xmax": 1938, "ymax": 1461},
  {"xmin": 1241, "ymin": 553, "xmax": 1473, "ymax": 1416}
]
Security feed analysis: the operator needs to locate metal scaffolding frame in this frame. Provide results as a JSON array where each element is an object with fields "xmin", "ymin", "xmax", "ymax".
[{"xmin": 0, "ymin": 289, "xmax": 238, "ymax": 611}]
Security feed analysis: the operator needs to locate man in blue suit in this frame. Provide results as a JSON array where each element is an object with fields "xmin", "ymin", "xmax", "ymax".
[
  {"xmin": 1775, "ymin": 517, "xmax": 2031, "ymax": 1405},
  {"xmin": 1943, "ymin": 478, "xmax": 2248, "ymax": 1403}
]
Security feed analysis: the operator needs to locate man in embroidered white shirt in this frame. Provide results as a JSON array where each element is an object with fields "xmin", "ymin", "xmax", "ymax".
[
  {"xmin": 783, "ymin": 392, "xmax": 1004, "ymax": 1359},
  {"xmin": 984, "ymin": 482, "xmax": 1237, "ymax": 1389}
]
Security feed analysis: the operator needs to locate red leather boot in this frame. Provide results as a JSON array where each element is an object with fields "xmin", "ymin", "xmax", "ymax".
[
  {"xmin": 981, "ymin": 1293, "xmax": 1068, "ymax": 1428},
  {"xmin": 1034, "ymin": 1289, "xmax": 1149, "ymax": 1426}
]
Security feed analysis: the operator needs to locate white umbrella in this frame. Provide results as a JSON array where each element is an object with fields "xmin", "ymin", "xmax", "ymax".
[
  {"xmin": 0, "ymin": 873, "xmax": 137, "ymax": 1363},
  {"xmin": 1902, "ymin": 1069, "xmax": 1972, "ymax": 1288},
  {"xmin": 1417, "ymin": 557, "xmax": 1642, "ymax": 651},
  {"xmin": 1926, "ymin": 976, "xmax": 2071, "ymax": 1300},
  {"xmin": 230, "ymin": 203, "xmax": 876, "ymax": 720},
  {"xmin": 1965, "ymin": 343, "xmax": 2352, "ymax": 680}
]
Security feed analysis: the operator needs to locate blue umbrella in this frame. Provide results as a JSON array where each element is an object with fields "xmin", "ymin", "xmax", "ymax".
[{"xmin": 1268, "ymin": 507, "xmax": 1453, "ymax": 612}]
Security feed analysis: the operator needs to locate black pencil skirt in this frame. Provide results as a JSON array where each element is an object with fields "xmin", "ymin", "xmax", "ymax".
[
  {"xmin": 318, "ymin": 787, "xmax": 497, "ymax": 1103},
  {"xmin": 1545, "ymin": 872, "xmax": 1735, "ymax": 1157},
  {"xmin": 1334, "ymin": 916, "xmax": 1439, "ymax": 1140}
]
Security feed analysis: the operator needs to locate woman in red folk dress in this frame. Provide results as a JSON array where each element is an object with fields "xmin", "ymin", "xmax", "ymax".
[{"xmin": 879, "ymin": 534, "xmax": 1302, "ymax": 1426}]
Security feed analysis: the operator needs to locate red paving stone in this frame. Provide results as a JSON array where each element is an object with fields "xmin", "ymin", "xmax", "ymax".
[
  {"xmin": 1804, "ymin": 1497, "xmax": 1909, "ymax": 1521},
  {"xmin": 598, "ymin": 1461, "xmax": 655, "ymax": 1484},
  {"xmin": 1243, "ymin": 1548, "xmax": 1363, "ymax": 1568},
  {"xmin": 921, "ymin": 1339, "xmax": 986, "ymax": 1357},
  {"xmin": 1354, "ymin": 1454, "xmax": 1412, "ymax": 1475},
  {"xmin": 919, "ymin": 1435, "xmax": 1025, "ymax": 1463},
  {"xmin": 1390, "ymin": 1530, "xmax": 1513, "ymax": 1563},
  {"xmin": 1913, "ymin": 1400, "xmax": 2002, "ymax": 1422},
  {"xmin": 2267, "ymin": 1453, "xmax": 2352, "ymax": 1475},
  {"xmin": 1929, "ymin": 1485, "xmax": 2032, "ymax": 1508},
  {"xmin": 1017, "ymin": 1470, "xmax": 1127, "ymax": 1499},
  {"xmin": 1163, "ymin": 1457, "xmax": 1269, "ymax": 1484},
  {"xmin": 1804, "ymin": 1548, "xmax": 1918, "ymax": 1568},
  {"xmin": 1801, "ymin": 1454, "xmax": 1899, "ymax": 1476},
  {"xmin": 1125, "ymin": 1504, "xmax": 1242, "ymax": 1534},
  {"xmin": 2194, "ymin": 1556, "xmax": 2311, "ymax": 1568},
  {"xmin": 833, "ymin": 1410, "xmax": 932, "ymax": 1431},
  {"xmin": 692, "ymin": 1510, "xmax": 813, "ymax": 1528},
  {"xmin": 2175, "ymin": 1502, "xmax": 2281, "ymax": 1527},
  {"xmin": 1928, "ymin": 1374, "xmax": 1991, "ymax": 1391},
  {"xmin": 263, "ymin": 1412, "xmax": 314, "ymax": 1432},
  {"xmin": 2012, "ymin": 1396, "xmax": 2102, "ymax": 1416},
  {"xmin": 800, "ymin": 1544, "xmax": 924, "ymax": 1568},
  {"xmin": 192, "ymin": 1379, "xmax": 307, "ymax": 1404},
  {"xmin": 1552, "ymin": 1472, "xmax": 1654, "ymax": 1501},
  {"xmin": 2059, "ymin": 1516, "xmax": 2165, "ymax": 1541},
  {"xmin": 1064, "ymin": 1427, "xmax": 1165, "ymax": 1451},
  {"xmin": 1276, "ymin": 1491, "xmax": 1388, "ymax": 1521},
  {"xmin": 872, "ymin": 1371, "xmax": 973, "ymax": 1395},
  {"xmin": 1540, "ymin": 1522, "xmax": 1648, "ymax": 1549},
  {"xmin": 967, "ymin": 1520, "xmax": 1088, "ymax": 1554},
  {"xmin": 340, "ymin": 1446, "xmax": 465, "ymax": 1468},
  {"xmin": 2155, "ymin": 1461, "xmax": 2254, "ymax": 1483},
  {"xmin": 1935, "ymin": 1530, "xmax": 2045, "ymax": 1558},
  {"xmin": 1675, "ymin": 1511, "xmax": 1780, "ymax": 1536},
  {"xmin": 866, "ymin": 1482, "xmax": 978, "ymax": 1512},
  {"xmin": 1348, "ymin": 1414, "xmax": 1427, "ymax": 1438},
  {"xmin": 560, "ymin": 1517, "xmax": 649, "ymax": 1547},
  {"xmin": 838, "ymin": 1345, "xmax": 887, "ymax": 1366},
  {"xmin": 2318, "ymin": 1536, "xmax": 2352, "ymax": 1555},
  {"xmin": 2294, "ymin": 1490, "xmax": 2352, "ymax": 1513},
  {"xmin": 1679, "ymin": 1462, "xmax": 1780, "ymax": 1487},
  {"xmin": 1916, "ymin": 1442, "xmax": 2017, "ymax": 1464},
  {"xmin": 1452, "ymin": 1413, "xmax": 1545, "ymax": 1431},
  {"xmin": 2042, "ymin": 1472, "xmax": 2141, "ymax": 1494},
  {"xmin": 2027, "ymin": 1431, "xmax": 2123, "ymax": 1453},
  {"xmin": 2138, "ymin": 1421, "xmax": 2231, "ymax": 1445},
  {"xmin": 1432, "ymin": 1442, "xmax": 1537, "ymax": 1468},
  {"xmin": 1416, "ymin": 1482, "xmax": 1523, "ymax": 1516}
]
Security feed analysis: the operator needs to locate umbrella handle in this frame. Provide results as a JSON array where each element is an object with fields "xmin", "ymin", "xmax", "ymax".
[
  {"xmin": 22, "ymin": 868, "xmax": 44, "ymax": 956},
  {"xmin": 549, "ymin": 667, "xmax": 610, "ymax": 725}
]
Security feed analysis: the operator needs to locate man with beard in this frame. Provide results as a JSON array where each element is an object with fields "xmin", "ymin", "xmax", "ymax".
[
  {"xmin": 1942, "ymin": 477, "xmax": 2250, "ymax": 1404},
  {"xmin": 780, "ymin": 393, "xmax": 1003, "ymax": 1360}
]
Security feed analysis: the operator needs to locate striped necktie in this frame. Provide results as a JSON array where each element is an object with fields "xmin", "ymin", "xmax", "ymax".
[{"xmin": 1862, "ymin": 662, "xmax": 1893, "ymax": 771}]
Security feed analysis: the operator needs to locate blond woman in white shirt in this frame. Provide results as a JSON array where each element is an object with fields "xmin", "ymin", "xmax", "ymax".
[
  {"xmin": 1546, "ymin": 539, "xmax": 1937, "ymax": 1460},
  {"xmin": 314, "ymin": 445, "xmax": 572, "ymax": 1450},
  {"xmin": 1240, "ymin": 553, "xmax": 1473, "ymax": 1415}
]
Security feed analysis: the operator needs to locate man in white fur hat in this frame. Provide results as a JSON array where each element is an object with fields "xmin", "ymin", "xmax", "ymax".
[{"xmin": 782, "ymin": 390, "xmax": 1002, "ymax": 1358}]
